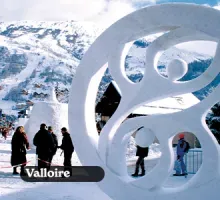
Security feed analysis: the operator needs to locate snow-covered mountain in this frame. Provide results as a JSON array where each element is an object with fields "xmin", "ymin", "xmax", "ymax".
[
  {"xmin": 0, "ymin": 21, "xmax": 103, "ymax": 106},
  {"xmin": 123, "ymin": 38, "xmax": 218, "ymax": 100},
  {"xmin": 0, "ymin": 21, "xmax": 218, "ymax": 116}
]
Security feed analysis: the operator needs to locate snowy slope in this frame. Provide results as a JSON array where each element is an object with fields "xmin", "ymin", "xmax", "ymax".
[
  {"xmin": 126, "ymin": 40, "xmax": 211, "ymax": 76},
  {"xmin": 0, "ymin": 21, "xmax": 218, "ymax": 116},
  {"xmin": 0, "ymin": 21, "xmax": 103, "ymax": 115}
]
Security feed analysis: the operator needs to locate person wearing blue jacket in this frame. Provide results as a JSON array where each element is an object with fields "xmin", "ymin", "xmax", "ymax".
[{"xmin": 173, "ymin": 133, "xmax": 188, "ymax": 176}]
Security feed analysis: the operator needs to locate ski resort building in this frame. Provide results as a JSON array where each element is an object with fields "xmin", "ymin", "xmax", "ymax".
[{"xmin": 96, "ymin": 81, "xmax": 201, "ymax": 148}]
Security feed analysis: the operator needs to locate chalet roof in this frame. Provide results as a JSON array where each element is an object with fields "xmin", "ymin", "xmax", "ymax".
[
  {"xmin": 18, "ymin": 110, "xmax": 27, "ymax": 114},
  {"xmin": 16, "ymin": 103, "xmax": 26, "ymax": 106},
  {"xmin": 133, "ymin": 93, "xmax": 200, "ymax": 115},
  {"xmin": 96, "ymin": 81, "xmax": 200, "ymax": 116},
  {"xmin": 96, "ymin": 81, "xmax": 121, "ymax": 116},
  {"xmin": 111, "ymin": 80, "xmax": 122, "ymax": 96}
]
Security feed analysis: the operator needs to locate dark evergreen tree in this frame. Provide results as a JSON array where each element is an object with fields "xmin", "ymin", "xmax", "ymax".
[{"xmin": 206, "ymin": 102, "xmax": 220, "ymax": 144}]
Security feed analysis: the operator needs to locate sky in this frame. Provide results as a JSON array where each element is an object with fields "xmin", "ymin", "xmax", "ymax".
[
  {"xmin": 0, "ymin": 0, "xmax": 219, "ymax": 25},
  {"xmin": 0, "ymin": 0, "xmax": 219, "ymax": 55}
]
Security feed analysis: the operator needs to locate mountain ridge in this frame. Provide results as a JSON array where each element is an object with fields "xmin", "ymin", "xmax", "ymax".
[{"xmin": 0, "ymin": 21, "xmax": 218, "ymax": 116}]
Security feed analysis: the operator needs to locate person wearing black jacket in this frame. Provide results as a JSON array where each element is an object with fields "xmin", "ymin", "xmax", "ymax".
[
  {"xmin": 11, "ymin": 126, "xmax": 30, "ymax": 175},
  {"xmin": 48, "ymin": 126, "xmax": 58, "ymax": 167},
  {"xmin": 132, "ymin": 127, "xmax": 149, "ymax": 177},
  {"xmin": 58, "ymin": 127, "xmax": 74, "ymax": 176},
  {"xmin": 33, "ymin": 123, "xmax": 55, "ymax": 170}
]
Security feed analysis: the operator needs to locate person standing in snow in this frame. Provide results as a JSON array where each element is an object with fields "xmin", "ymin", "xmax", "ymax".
[
  {"xmin": 11, "ymin": 126, "xmax": 30, "ymax": 175},
  {"xmin": 132, "ymin": 127, "xmax": 149, "ymax": 177},
  {"xmin": 48, "ymin": 126, "xmax": 58, "ymax": 166},
  {"xmin": 58, "ymin": 127, "xmax": 74, "ymax": 176},
  {"xmin": 173, "ymin": 133, "xmax": 188, "ymax": 176},
  {"xmin": 33, "ymin": 123, "xmax": 55, "ymax": 170}
]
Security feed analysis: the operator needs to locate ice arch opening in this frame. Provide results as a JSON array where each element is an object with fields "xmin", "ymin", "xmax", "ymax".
[
  {"xmin": 122, "ymin": 33, "xmax": 165, "ymax": 83},
  {"xmin": 121, "ymin": 32, "xmax": 217, "ymax": 84},
  {"xmin": 126, "ymin": 127, "xmax": 161, "ymax": 177},
  {"xmin": 206, "ymin": 102, "xmax": 220, "ymax": 144},
  {"xmin": 159, "ymin": 41, "xmax": 217, "ymax": 82},
  {"xmin": 162, "ymin": 132, "xmax": 202, "ymax": 188}
]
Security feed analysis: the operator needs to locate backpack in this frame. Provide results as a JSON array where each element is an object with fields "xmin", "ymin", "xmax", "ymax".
[{"xmin": 183, "ymin": 140, "xmax": 190, "ymax": 153}]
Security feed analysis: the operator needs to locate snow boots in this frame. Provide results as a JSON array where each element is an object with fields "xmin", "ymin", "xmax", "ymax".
[
  {"xmin": 13, "ymin": 166, "xmax": 27, "ymax": 176},
  {"xmin": 173, "ymin": 173, "xmax": 188, "ymax": 176},
  {"xmin": 132, "ymin": 158, "xmax": 146, "ymax": 177},
  {"xmin": 139, "ymin": 170, "xmax": 145, "ymax": 176},
  {"xmin": 131, "ymin": 167, "xmax": 145, "ymax": 177},
  {"xmin": 131, "ymin": 168, "xmax": 139, "ymax": 177},
  {"xmin": 13, "ymin": 167, "xmax": 19, "ymax": 175},
  {"xmin": 20, "ymin": 165, "xmax": 27, "ymax": 176}
]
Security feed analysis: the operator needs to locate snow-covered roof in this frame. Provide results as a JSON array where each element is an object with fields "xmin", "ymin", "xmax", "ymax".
[
  {"xmin": 16, "ymin": 102, "xmax": 26, "ymax": 105},
  {"xmin": 133, "ymin": 93, "xmax": 200, "ymax": 115},
  {"xmin": 111, "ymin": 81, "xmax": 200, "ymax": 115},
  {"xmin": 34, "ymin": 88, "xmax": 45, "ymax": 94},
  {"xmin": 133, "ymin": 106, "xmax": 181, "ymax": 115},
  {"xmin": 112, "ymin": 80, "xmax": 122, "ymax": 95}
]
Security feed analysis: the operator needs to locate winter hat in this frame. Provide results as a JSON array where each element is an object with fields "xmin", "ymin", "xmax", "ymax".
[
  {"xmin": 48, "ymin": 126, "xmax": 53, "ymax": 131},
  {"xmin": 61, "ymin": 127, "xmax": 67, "ymax": 132},
  {"xmin": 179, "ymin": 133, "xmax": 185, "ymax": 139},
  {"xmin": 40, "ymin": 123, "xmax": 47, "ymax": 129}
]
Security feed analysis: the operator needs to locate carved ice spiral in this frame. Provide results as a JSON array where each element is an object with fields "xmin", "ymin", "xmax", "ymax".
[{"xmin": 69, "ymin": 4, "xmax": 220, "ymax": 200}]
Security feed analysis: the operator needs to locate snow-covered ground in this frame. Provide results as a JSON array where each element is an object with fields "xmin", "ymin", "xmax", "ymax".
[
  {"xmin": 0, "ymin": 134, "xmax": 195, "ymax": 200},
  {"xmin": 0, "ymin": 135, "xmax": 110, "ymax": 200}
]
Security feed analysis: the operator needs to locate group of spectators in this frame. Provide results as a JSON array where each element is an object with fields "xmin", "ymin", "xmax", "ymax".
[
  {"xmin": 11, "ymin": 124, "xmax": 74, "ymax": 176},
  {"xmin": 10, "ymin": 119, "xmax": 189, "ymax": 178}
]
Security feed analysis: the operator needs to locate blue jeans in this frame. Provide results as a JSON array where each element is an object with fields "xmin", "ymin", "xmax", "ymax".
[{"xmin": 176, "ymin": 155, "xmax": 187, "ymax": 174}]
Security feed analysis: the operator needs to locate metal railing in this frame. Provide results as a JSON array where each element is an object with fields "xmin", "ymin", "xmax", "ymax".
[
  {"xmin": 173, "ymin": 148, "xmax": 203, "ymax": 174},
  {"xmin": 184, "ymin": 149, "xmax": 203, "ymax": 174}
]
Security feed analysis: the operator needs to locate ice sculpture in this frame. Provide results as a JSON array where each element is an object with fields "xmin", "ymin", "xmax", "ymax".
[
  {"xmin": 167, "ymin": 59, "xmax": 188, "ymax": 81},
  {"xmin": 25, "ymin": 87, "xmax": 68, "ymax": 146},
  {"xmin": 135, "ymin": 127, "xmax": 155, "ymax": 147},
  {"xmin": 69, "ymin": 3, "xmax": 220, "ymax": 200}
]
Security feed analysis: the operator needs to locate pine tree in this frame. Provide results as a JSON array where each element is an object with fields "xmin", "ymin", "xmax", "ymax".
[{"xmin": 206, "ymin": 102, "xmax": 220, "ymax": 144}]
